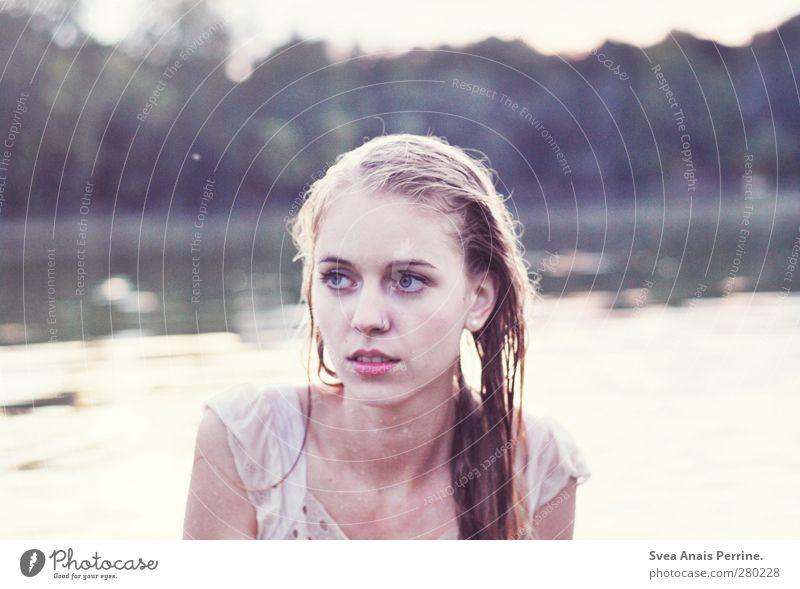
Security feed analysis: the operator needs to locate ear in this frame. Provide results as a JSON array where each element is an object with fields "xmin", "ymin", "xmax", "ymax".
[{"xmin": 465, "ymin": 270, "xmax": 499, "ymax": 332}]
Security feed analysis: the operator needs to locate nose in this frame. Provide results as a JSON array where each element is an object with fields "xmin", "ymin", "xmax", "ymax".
[{"xmin": 349, "ymin": 282, "xmax": 390, "ymax": 335}]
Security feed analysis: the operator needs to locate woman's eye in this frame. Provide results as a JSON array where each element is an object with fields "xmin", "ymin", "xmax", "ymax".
[
  {"xmin": 320, "ymin": 270, "xmax": 427, "ymax": 293},
  {"xmin": 321, "ymin": 271, "xmax": 353, "ymax": 290},
  {"xmin": 393, "ymin": 272, "xmax": 426, "ymax": 293}
]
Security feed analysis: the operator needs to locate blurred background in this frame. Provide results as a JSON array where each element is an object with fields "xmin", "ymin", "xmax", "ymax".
[{"xmin": 1, "ymin": 0, "xmax": 798, "ymax": 539}]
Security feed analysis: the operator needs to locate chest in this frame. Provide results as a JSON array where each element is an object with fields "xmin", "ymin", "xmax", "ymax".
[{"xmin": 304, "ymin": 454, "xmax": 460, "ymax": 540}]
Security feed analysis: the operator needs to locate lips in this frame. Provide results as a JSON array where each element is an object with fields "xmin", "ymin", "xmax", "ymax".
[
  {"xmin": 347, "ymin": 349, "xmax": 399, "ymax": 362},
  {"xmin": 347, "ymin": 349, "xmax": 400, "ymax": 376}
]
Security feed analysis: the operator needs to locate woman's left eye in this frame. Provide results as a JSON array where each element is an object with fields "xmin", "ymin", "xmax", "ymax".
[{"xmin": 393, "ymin": 272, "xmax": 427, "ymax": 293}]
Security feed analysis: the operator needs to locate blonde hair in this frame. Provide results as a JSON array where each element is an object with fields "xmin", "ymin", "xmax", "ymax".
[{"xmin": 287, "ymin": 133, "xmax": 538, "ymax": 539}]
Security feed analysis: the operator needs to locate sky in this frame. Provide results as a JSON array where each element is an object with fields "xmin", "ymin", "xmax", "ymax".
[{"xmin": 77, "ymin": 0, "xmax": 800, "ymax": 57}]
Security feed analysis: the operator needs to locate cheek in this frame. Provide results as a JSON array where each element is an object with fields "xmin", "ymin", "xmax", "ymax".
[
  {"xmin": 411, "ymin": 308, "xmax": 465, "ymax": 360},
  {"xmin": 402, "ymin": 284, "xmax": 469, "ymax": 339},
  {"xmin": 417, "ymin": 288, "xmax": 469, "ymax": 333}
]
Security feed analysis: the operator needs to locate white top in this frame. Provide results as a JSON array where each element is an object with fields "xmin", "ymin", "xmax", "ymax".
[{"xmin": 204, "ymin": 383, "xmax": 591, "ymax": 540}]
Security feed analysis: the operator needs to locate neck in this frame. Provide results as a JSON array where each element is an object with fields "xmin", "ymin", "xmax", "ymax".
[{"xmin": 313, "ymin": 372, "xmax": 458, "ymax": 490}]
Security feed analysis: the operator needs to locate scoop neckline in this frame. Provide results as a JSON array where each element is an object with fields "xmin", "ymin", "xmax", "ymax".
[
  {"xmin": 283, "ymin": 384, "xmax": 460, "ymax": 540},
  {"xmin": 302, "ymin": 488, "xmax": 459, "ymax": 540}
]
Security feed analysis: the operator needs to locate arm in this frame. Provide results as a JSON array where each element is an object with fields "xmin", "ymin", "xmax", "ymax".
[
  {"xmin": 531, "ymin": 476, "xmax": 578, "ymax": 540},
  {"xmin": 183, "ymin": 408, "xmax": 258, "ymax": 539}
]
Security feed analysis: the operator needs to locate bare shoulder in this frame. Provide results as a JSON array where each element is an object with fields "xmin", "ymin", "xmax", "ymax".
[
  {"xmin": 531, "ymin": 476, "xmax": 578, "ymax": 540},
  {"xmin": 182, "ymin": 407, "xmax": 257, "ymax": 540},
  {"xmin": 514, "ymin": 409, "xmax": 582, "ymax": 539},
  {"xmin": 193, "ymin": 408, "xmax": 240, "ymax": 481}
]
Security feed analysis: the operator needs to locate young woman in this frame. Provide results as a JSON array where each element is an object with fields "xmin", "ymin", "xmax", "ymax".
[{"xmin": 183, "ymin": 133, "xmax": 590, "ymax": 540}]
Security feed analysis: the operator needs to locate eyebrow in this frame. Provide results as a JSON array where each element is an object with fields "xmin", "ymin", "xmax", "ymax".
[{"xmin": 317, "ymin": 256, "xmax": 438, "ymax": 270}]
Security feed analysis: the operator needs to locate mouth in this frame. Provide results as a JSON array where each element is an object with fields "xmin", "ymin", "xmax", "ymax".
[
  {"xmin": 347, "ymin": 349, "xmax": 399, "ymax": 362},
  {"xmin": 349, "ymin": 354, "xmax": 398, "ymax": 363},
  {"xmin": 347, "ymin": 350, "xmax": 400, "ymax": 376}
]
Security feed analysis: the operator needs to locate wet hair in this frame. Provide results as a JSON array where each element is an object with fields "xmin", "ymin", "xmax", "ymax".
[{"xmin": 286, "ymin": 133, "xmax": 538, "ymax": 539}]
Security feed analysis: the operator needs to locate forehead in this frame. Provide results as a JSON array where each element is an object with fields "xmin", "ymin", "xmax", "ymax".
[{"xmin": 315, "ymin": 190, "xmax": 464, "ymax": 265}]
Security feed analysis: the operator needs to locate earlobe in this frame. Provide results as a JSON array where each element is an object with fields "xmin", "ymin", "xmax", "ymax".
[{"xmin": 466, "ymin": 270, "xmax": 499, "ymax": 331}]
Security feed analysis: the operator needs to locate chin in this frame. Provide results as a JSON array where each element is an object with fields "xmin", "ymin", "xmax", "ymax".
[{"xmin": 339, "ymin": 375, "xmax": 419, "ymax": 407}]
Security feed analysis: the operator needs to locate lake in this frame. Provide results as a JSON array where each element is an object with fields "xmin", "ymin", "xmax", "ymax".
[{"xmin": 0, "ymin": 292, "xmax": 798, "ymax": 538}]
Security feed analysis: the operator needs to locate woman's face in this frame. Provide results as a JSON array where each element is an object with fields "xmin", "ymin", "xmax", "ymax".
[{"xmin": 310, "ymin": 188, "xmax": 495, "ymax": 406}]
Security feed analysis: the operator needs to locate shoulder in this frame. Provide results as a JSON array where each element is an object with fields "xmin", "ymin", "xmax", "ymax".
[
  {"xmin": 184, "ymin": 399, "xmax": 259, "ymax": 539},
  {"xmin": 203, "ymin": 383, "xmax": 302, "ymax": 438},
  {"xmin": 194, "ymin": 404, "xmax": 235, "ymax": 473},
  {"xmin": 199, "ymin": 382, "xmax": 307, "ymax": 488},
  {"xmin": 515, "ymin": 408, "xmax": 591, "ymax": 513},
  {"xmin": 184, "ymin": 383, "xmax": 307, "ymax": 540},
  {"xmin": 516, "ymin": 409, "xmax": 589, "ymax": 477},
  {"xmin": 194, "ymin": 383, "xmax": 286, "ymax": 482},
  {"xmin": 530, "ymin": 474, "xmax": 578, "ymax": 540},
  {"xmin": 204, "ymin": 382, "xmax": 281, "ymax": 419}
]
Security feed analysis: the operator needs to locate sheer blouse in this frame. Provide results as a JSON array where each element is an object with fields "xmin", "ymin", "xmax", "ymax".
[{"xmin": 204, "ymin": 383, "xmax": 591, "ymax": 539}]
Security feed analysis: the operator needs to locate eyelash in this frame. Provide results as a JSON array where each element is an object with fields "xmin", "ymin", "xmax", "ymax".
[{"xmin": 318, "ymin": 270, "xmax": 429, "ymax": 294}]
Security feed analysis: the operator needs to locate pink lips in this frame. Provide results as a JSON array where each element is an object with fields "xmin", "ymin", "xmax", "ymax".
[
  {"xmin": 348, "ymin": 349, "xmax": 400, "ymax": 376},
  {"xmin": 349, "ymin": 358, "xmax": 399, "ymax": 376}
]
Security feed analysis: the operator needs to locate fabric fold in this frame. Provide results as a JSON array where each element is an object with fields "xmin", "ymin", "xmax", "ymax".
[
  {"xmin": 517, "ymin": 411, "xmax": 592, "ymax": 514},
  {"xmin": 204, "ymin": 384, "xmax": 286, "ymax": 539}
]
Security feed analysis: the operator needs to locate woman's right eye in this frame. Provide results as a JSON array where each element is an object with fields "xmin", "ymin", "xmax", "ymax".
[{"xmin": 320, "ymin": 270, "xmax": 353, "ymax": 290}]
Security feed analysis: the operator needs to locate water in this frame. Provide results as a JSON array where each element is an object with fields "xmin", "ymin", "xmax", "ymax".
[
  {"xmin": 4, "ymin": 200, "xmax": 798, "ymax": 345},
  {"xmin": 0, "ymin": 293, "xmax": 798, "ymax": 538}
]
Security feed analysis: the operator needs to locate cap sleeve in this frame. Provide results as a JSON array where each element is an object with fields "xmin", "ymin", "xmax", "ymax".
[
  {"xmin": 517, "ymin": 412, "xmax": 591, "ymax": 513},
  {"xmin": 204, "ymin": 384, "xmax": 284, "ymax": 539}
]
